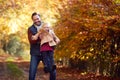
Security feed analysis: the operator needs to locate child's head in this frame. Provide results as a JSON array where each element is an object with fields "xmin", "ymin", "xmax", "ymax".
[{"xmin": 42, "ymin": 23, "xmax": 51, "ymax": 31}]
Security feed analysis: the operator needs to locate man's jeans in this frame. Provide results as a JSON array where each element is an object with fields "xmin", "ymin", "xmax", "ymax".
[
  {"xmin": 41, "ymin": 51, "xmax": 56, "ymax": 80},
  {"xmin": 29, "ymin": 55, "xmax": 42, "ymax": 80},
  {"xmin": 29, "ymin": 51, "xmax": 56, "ymax": 80}
]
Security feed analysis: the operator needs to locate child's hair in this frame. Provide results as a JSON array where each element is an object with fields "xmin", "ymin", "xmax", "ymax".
[
  {"xmin": 42, "ymin": 23, "xmax": 51, "ymax": 28},
  {"xmin": 39, "ymin": 23, "xmax": 52, "ymax": 34}
]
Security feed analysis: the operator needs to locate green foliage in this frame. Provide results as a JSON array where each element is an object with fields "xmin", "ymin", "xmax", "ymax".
[
  {"xmin": 7, "ymin": 62, "xmax": 23, "ymax": 78},
  {"xmin": 3, "ymin": 34, "xmax": 25, "ymax": 57},
  {"xmin": 5, "ymin": 56, "xmax": 15, "ymax": 62}
]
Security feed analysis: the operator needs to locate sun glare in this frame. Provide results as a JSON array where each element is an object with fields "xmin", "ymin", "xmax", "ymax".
[{"xmin": 8, "ymin": 19, "xmax": 19, "ymax": 34}]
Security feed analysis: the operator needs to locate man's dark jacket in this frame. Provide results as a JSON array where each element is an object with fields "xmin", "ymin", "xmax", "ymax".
[{"xmin": 28, "ymin": 25, "xmax": 40, "ymax": 55}]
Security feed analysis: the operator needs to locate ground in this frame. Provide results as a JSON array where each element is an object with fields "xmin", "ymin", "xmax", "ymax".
[{"xmin": 0, "ymin": 55, "xmax": 120, "ymax": 80}]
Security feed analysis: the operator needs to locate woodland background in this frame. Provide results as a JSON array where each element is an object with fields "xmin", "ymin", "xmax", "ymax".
[{"xmin": 0, "ymin": 0, "xmax": 120, "ymax": 80}]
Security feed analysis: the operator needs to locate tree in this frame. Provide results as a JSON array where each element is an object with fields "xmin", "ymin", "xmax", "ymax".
[{"xmin": 54, "ymin": 0, "xmax": 120, "ymax": 76}]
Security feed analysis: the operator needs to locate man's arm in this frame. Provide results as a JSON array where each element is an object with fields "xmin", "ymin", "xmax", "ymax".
[{"xmin": 28, "ymin": 28, "xmax": 39, "ymax": 44}]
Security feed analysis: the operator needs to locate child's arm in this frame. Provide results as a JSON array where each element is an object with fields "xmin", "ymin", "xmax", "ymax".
[
  {"xmin": 32, "ymin": 28, "xmax": 48, "ymax": 40},
  {"xmin": 51, "ymin": 30, "xmax": 60, "ymax": 44}
]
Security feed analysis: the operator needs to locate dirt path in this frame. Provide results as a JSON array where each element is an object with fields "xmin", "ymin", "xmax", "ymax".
[
  {"xmin": 0, "ymin": 61, "xmax": 118, "ymax": 80},
  {"xmin": 0, "ymin": 58, "xmax": 120, "ymax": 80},
  {"xmin": 0, "ymin": 61, "xmax": 78, "ymax": 80}
]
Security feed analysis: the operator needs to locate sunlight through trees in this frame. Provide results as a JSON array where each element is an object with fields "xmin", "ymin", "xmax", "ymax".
[{"xmin": 0, "ymin": 0, "xmax": 120, "ymax": 77}]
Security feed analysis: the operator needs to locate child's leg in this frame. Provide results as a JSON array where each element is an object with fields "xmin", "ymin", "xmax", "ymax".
[
  {"xmin": 41, "ymin": 51, "xmax": 52, "ymax": 73},
  {"xmin": 48, "ymin": 51, "xmax": 56, "ymax": 80},
  {"xmin": 41, "ymin": 51, "xmax": 56, "ymax": 80}
]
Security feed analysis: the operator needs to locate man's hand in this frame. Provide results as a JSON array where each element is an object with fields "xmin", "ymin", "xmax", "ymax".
[{"xmin": 31, "ymin": 35, "xmax": 38, "ymax": 40}]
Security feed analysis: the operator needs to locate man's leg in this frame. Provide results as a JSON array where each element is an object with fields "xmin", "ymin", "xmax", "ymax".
[{"xmin": 29, "ymin": 55, "xmax": 41, "ymax": 80}]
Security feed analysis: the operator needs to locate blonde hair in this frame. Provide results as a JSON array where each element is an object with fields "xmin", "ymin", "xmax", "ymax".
[{"xmin": 42, "ymin": 23, "xmax": 51, "ymax": 28}]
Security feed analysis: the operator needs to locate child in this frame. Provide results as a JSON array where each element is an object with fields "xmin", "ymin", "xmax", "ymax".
[
  {"xmin": 32, "ymin": 23, "xmax": 60, "ymax": 80},
  {"xmin": 39, "ymin": 23, "xmax": 60, "ymax": 48},
  {"xmin": 32, "ymin": 23, "xmax": 60, "ymax": 47}
]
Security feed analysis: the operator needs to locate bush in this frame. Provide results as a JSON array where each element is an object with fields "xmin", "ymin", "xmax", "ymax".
[
  {"xmin": 5, "ymin": 35, "xmax": 25, "ymax": 57},
  {"xmin": 7, "ymin": 62, "xmax": 24, "ymax": 78}
]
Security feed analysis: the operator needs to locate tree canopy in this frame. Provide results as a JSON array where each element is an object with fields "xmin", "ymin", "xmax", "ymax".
[{"xmin": 0, "ymin": 0, "xmax": 120, "ymax": 76}]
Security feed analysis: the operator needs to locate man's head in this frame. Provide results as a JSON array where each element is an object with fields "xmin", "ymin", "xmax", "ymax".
[{"xmin": 31, "ymin": 12, "xmax": 41, "ymax": 26}]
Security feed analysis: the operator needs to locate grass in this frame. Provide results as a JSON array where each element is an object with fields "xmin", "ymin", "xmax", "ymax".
[
  {"xmin": 5, "ymin": 57, "xmax": 15, "ymax": 62},
  {"xmin": 6, "ymin": 62, "xmax": 24, "ymax": 79}
]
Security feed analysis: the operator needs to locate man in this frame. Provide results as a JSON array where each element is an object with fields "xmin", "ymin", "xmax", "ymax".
[
  {"xmin": 28, "ymin": 12, "xmax": 42, "ymax": 80},
  {"xmin": 28, "ymin": 12, "xmax": 56, "ymax": 80}
]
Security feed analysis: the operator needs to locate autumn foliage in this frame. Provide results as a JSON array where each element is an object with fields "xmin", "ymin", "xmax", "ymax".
[
  {"xmin": 54, "ymin": 0, "xmax": 120, "ymax": 77},
  {"xmin": 0, "ymin": 0, "xmax": 120, "ymax": 78}
]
